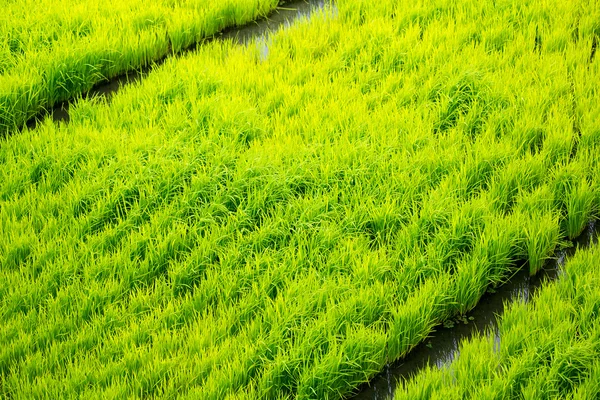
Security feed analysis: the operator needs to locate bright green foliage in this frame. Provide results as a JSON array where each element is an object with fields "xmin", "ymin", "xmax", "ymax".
[
  {"xmin": 0, "ymin": 0, "xmax": 280, "ymax": 132},
  {"xmin": 396, "ymin": 241, "xmax": 600, "ymax": 400},
  {"xmin": 1, "ymin": 0, "xmax": 600, "ymax": 398}
]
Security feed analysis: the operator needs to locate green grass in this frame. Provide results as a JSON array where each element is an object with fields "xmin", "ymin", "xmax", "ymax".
[
  {"xmin": 1, "ymin": 0, "xmax": 600, "ymax": 398},
  {"xmin": 396, "ymin": 239, "xmax": 600, "ymax": 400},
  {"xmin": 0, "ymin": 0, "xmax": 281, "ymax": 133}
]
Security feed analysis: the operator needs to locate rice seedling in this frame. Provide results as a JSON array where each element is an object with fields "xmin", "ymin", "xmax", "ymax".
[{"xmin": 1, "ymin": 0, "xmax": 600, "ymax": 398}]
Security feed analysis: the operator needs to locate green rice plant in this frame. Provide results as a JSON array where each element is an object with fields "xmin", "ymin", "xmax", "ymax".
[
  {"xmin": 522, "ymin": 212, "xmax": 561, "ymax": 275},
  {"xmin": 564, "ymin": 178, "xmax": 597, "ymax": 239}
]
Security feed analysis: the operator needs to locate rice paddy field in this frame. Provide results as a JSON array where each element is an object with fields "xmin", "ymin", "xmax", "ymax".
[
  {"xmin": 1, "ymin": 0, "xmax": 600, "ymax": 398},
  {"xmin": 396, "ymin": 242, "xmax": 600, "ymax": 399},
  {"xmin": 0, "ymin": 0, "xmax": 281, "ymax": 132}
]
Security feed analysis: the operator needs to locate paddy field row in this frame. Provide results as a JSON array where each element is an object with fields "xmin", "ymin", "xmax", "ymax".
[
  {"xmin": 0, "ymin": 0, "xmax": 280, "ymax": 132},
  {"xmin": 396, "ymin": 241, "xmax": 600, "ymax": 399}
]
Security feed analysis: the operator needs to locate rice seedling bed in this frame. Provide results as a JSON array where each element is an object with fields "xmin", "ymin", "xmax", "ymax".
[
  {"xmin": 23, "ymin": 0, "xmax": 330, "ymax": 131},
  {"xmin": 1, "ymin": 0, "xmax": 600, "ymax": 398},
  {"xmin": 395, "ymin": 236, "xmax": 600, "ymax": 400},
  {"xmin": 354, "ymin": 221, "xmax": 598, "ymax": 398},
  {"xmin": 0, "ymin": 0, "xmax": 283, "ymax": 133}
]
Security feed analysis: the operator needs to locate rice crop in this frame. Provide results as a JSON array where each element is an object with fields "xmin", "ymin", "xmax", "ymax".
[
  {"xmin": 1, "ymin": 0, "xmax": 600, "ymax": 398},
  {"xmin": 396, "ymin": 241, "xmax": 600, "ymax": 400},
  {"xmin": 0, "ymin": 0, "xmax": 280, "ymax": 133}
]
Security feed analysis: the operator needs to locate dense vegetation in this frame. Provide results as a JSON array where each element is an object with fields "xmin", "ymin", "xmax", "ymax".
[
  {"xmin": 1, "ymin": 0, "xmax": 599, "ymax": 398},
  {"xmin": 396, "ymin": 242, "xmax": 600, "ymax": 399},
  {"xmin": 0, "ymin": 0, "xmax": 280, "ymax": 132}
]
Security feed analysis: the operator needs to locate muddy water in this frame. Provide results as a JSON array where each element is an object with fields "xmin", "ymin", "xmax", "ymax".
[
  {"xmin": 26, "ymin": 0, "xmax": 331, "ymax": 129},
  {"xmin": 219, "ymin": 0, "xmax": 331, "ymax": 44},
  {"xmin": 351, "ymin": 220, "xmax": 598, "ymax": 400}
]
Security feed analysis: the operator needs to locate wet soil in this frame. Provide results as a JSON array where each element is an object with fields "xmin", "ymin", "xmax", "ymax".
[
  {"xmin": 25, "ymin": 0, "xmax": 330, "ymax": 129},
  {"xmin": 351, "ymin": 220, "xmax": 598, "ymax": 399}
]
